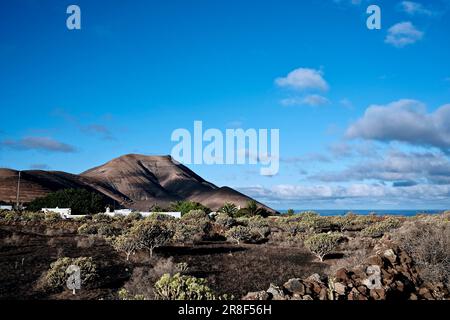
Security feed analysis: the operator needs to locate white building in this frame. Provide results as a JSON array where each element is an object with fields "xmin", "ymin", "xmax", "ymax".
[
  {"xmin": 41, "ymin": 207, "xmax": 86, "ymax": 220},
  {"xmin": 104, "ymin": 207, "xmax": 181, "ymax": 219},
  {"xmin": 141, "ymin": 211, "xmax": 182, "ymax": 219},
  {"xmin": 105, "ymin": 208, "xmax": 133, "ymax": 216}
]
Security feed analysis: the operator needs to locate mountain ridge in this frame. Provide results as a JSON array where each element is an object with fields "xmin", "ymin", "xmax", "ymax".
[{"xmin": 0, "ymin": 154, "xmax": 274, "ymax": 213}]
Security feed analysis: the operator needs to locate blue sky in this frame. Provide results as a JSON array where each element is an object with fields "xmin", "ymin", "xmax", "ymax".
[{"xmin": 1, "ymin": 0, "xmax": 450, "ymax": 210}]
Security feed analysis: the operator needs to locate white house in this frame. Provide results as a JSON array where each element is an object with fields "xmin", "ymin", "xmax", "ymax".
[
  {"xmin": 41, "ymin": 207, "xmax": 86, "ymax": 220},
  {"xmin": 141, "ymin": 211, "xmax": 182, "ymax": 219},
  {"xmin": 104, "ymin": 207, "xmax": 181, "ymax": 219},
  {"xmin": 105, "ymin": 208, "xmax": 133, "ymax": 216}
]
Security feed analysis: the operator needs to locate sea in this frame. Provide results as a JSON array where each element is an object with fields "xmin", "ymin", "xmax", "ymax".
[{"xmin": 278, "ymin": 209, "xmax": 445, "ymax": 217}]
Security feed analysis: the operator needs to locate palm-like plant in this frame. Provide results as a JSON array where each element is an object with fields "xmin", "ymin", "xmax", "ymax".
[{"xmin": 219, "ymin": 202, "xmax": 238, "ymax": 216}]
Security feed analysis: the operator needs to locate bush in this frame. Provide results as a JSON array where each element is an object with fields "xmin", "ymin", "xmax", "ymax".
[
  {"xmin": 214, "ymin": 213, "xmax": 237, "ymax": 229},
  {"xmin": 297, "ymin": 212, "xmax": 335, "ymax": 232},
  {"xmin": 120, "ymin": 258, "xmax": 190, "ymax": 299},
  {"xmin": 77, "ymin": 223, "xmax": 98, "ymax": 235},
  {"xmin": 126, "ymin": 212, "xmax": 143, "ymax": 221},
  {"xmin": 22, "ymin": 211, "xmax": 44, "ymax": 222},
  {"xmin": 43, "ymin": 257, "xmax": 98, "ymax": 292},
  {"xmin": 360, "ymin": 217, "xmax": 401, "ymax": 238},
  {"xmin": 27, "ymin": 189, "xmax": 108, "ymax": 215},
  {"xmin": 247, "ymin": 216, "xmax": 271, "ymax": 240},
  {"xmin": 130, "ymin": 220, "xmax": 174, "ymax": 257},
  {"xmin": 173, "ymin": 222, "xmax": 204, "ymax": 244},
  {"xmin": 393, "ymin": 220, "xmax": 450, "ymax": 287},
  {"xmin": 118, "ymin": 288, "xmax": 146, "ymax": 300},
  {"xmin": 154, "ymin": 273, "xmax": 216, "ymax": 300},
  {"xmin": 169, "ymin": 201, "xmax": 211, "ymax": 216},
  {"xmin": 304, "ymin": 233, "xmax": 343, "ymax": 262},
  {"xmin": 226, "ymin": 226, "xmax": 252, "ymax": 245},
  {"xmin": 92, "ymin": 213, "xmax": 113, "ymax": 223},
  {"xmin": 44, "ymin": 211, "xmax": 62, "ymax": 222},
  {"xmin": 97, "ymin": 223, "xmax": 121, "ymax": 237},
  {"xmin": 4, "ymin": 211, "xmax": 22, "ymax": 222},
  {"xmin": 182, "ymin": 209, "xmax": 209, "ymax": 221},
  {"xmin": 147, "ymin": 212, "xmax": 175, "ymax": 222}
]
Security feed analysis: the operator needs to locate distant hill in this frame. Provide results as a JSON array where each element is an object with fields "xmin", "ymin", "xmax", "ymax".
[{"xmin": 0, "ymin": 154, "xmax": 274, "ymax": 212}]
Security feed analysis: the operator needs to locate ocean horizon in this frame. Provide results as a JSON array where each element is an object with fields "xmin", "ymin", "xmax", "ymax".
[{"xmin": 277, "ymin": 209, "xmax": 446, "ymax": 216}]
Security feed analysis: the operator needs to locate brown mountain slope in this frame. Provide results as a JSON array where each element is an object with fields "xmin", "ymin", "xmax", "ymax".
[
  {"xmin": 0, "ymin": 169, "xmax": 119, "ymax": 204},
  {"xmin": 0, "ymin": 154, "xmax": 274, "ymax": 212},
  {"xmin": 81, "ymin": 154, "xmax": 273, "ymax": 212}
]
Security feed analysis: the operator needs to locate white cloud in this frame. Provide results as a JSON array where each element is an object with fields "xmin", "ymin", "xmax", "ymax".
[
  {"xmin": 311, "ymin": 150, "xmax": 450, "ymax": 185},
  {"xmin": 385, "ymin": 22, "xmax": 424, "ymax": 48},
  {"xmin": 333, "ymin": 0, "xmax": 365, "ymax": 6},
  {"xmin": 346, "ymin": 99, "xmax": 450, "ymax": 151},
  {"xmin": 275, "ymin": 68, "xmax": 329, "ymax": 92},
  {"xmin": 281, "ymin": 94, "xmax": 330, "ymax": 107},
  {"xmin": 339, "ymin": 98, "xmax": 353, "ymax": 109},
  {"xmin": 239, "ymin": 183, "xmax": 450, "ymax": 203},
  {"xmin": 399, "ymin": 1, "xmax": 435, "ymax": 16},
  {"xmin": 0, "ymin": 136, "xmax": 76, "ymax": 153}
]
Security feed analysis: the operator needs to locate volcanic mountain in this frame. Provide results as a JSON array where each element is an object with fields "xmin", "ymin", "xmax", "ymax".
[{"xmin": 0, "ymin": 154, "xmax": 274, "ymax": 212}]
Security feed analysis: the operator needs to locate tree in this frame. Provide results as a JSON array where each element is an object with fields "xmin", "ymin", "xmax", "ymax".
[
  {"xmin": 286, "ymin": 209, "xmax": 295, "ymax": 216},
  {"xmin": 219, "ymin": 203, "xmax": 238, "ymax": 217},
  {"xmin": 27, "ymin": 189, "xmax": 108, "ymax": 215},
  {"xmin": 112, "ymin": 233, "xmax": 139, "ymax": 261},
  {"xmin": 236, "ymin": 200, "xmax": 270, "ymax": 218},
  {"xmin": 245, "ymin": 200, "xmax": 258, "ymax": 216},
  {"xmin": 304, "ymin": 233, "xmax": 342, "ymax": 262},
  {"xmin": 130, "ymin": 220, "xmax": 174, "ymax": 257}
]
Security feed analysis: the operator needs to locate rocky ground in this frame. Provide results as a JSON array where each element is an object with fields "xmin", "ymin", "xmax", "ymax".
[{"xmin": 243, "ymin": 240, "xmax": 449, "ymax": 300}]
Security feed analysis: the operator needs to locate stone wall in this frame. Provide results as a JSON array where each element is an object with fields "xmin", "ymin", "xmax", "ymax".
[{"xmin": 243, "ymin": 242, "xmax": 449, "ymax": 300}]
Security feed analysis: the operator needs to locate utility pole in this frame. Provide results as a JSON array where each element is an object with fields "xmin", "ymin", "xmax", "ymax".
[{"xmin": 16, "ymin": 171, "xmax": 21, "ymax": 210}]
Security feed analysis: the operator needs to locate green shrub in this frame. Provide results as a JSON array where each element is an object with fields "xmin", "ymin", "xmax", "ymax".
[
  {"xmin": 97, "ymin": 223, "xmax": 121, "ymax": 237},
  {"xmin": 154, "ymin": 273, "xmax": 216, "ymax": 300},
  {"xmin": 77, "ymin": 223, "xmax": 98, "ymax": 235},
  {"xmin": 182, "ymin": 209, "xmax": 209, "ymax": 220},
  {"xmin": 44, "ymin": 211, "xmax": 62, "ymax": 222},
  {"xmin": 147, "ymin": 212, "xmax": 176, "ymax": 222},
  {"xmin": 130, "ymin": 220, "xmax": 175, "ymax": 257},
  {"xmin": 4, "ymin": 211, "xmax": 22, "ymax": 222},
  {"xmin": 169, "ymin": 201, "xmax": 211, "ymax": 216},
  {"xmin": 21, "ymin": 211, "xmax": 44, "ymax": 222},
  {"xmin": 92, "ymin": 213, "xmax": 113, "ymax": 223},
  {"xmin": 226, "ymin": 226, "xmax": 252, "ymax": 245},
  {"xmin": 214, "ymin": 213, "xmax": 237, "ymax": 229},
  {"xmin": 117, "ymin": 288, "xmax": 146, "ymax": 300},
  {"xmin": 360, "ymin": 217, "xmax": 401, "ymax": 238},
  {"xmin": 305, "ymin": 233, "xmax": 343, "ymax": 262},
  {"xmin": 126, "ymin": 212, "xmax": 143, "ymax": 221},
  {"xmin": 173, "ymin": 222, "xmax": 204, "ymax": 244},
  {"xmin": 43, "ymin": 257, "xmax": 98, "ymax": 292},
  {"xmin": 247, "ymin": 216, "xmax": 270, "ymax": 240},
  {"xmin": 0, "ymin": 209, "xmax": 8, "ymax": 219},
  {"xmin": 296, "ymin": 212, "xmax": 335, "ymax": 232}
]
